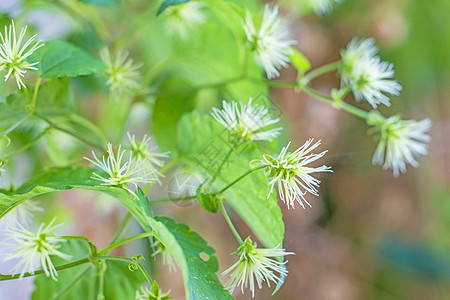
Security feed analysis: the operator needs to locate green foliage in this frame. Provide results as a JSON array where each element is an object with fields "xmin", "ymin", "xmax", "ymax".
[
  {"xmin": 32, "ymin": 240, "xmax": 145, "ymax": 300},
  {"xmin": 0, "ymin": 167, "xmax": 233, "ymax": 300},
  {"xmin": 32, "ymin": 40, "xmax": 104, "ymax": 78}
]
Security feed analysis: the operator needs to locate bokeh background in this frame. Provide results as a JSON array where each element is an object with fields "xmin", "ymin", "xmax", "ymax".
[{"xmin": 0, "ymin": 0, "xmax": 449, "ymax": 299}]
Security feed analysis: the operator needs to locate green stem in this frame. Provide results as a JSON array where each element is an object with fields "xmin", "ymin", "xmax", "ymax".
[
  {"xmin": 302, "ymin": 61, "xmax": 342, "ymax": 84},
  {"xmin": 0, "ymin": 113, "xmax": 32, "ymax": 135},
  {"xmin": 108, "ymin": 212, "xmax": 132, "ymax": 247},
  {"xmin": 98, "ymin": 232, "xmax": 154, "ymax": 256},
  {"xmin": 220, "ymin": 202, "xmax": 243, "ymax": 245},
  {"xmin": 209, "ymin": 148, "xmax": 234, "ymax": 185},
  {"xmin": 30, "ymin": 77, "xmax": 42, "ymax": 109},
  {"xmin": 51, "ymin": 266, "xmax": 92, "ymax": 300},
  {"xmin": 217, "ymin": 165, "xmax": 265, "ymax": 194},
  {"xmin": 96, "ymin": 262, "xmax": 106, "ymax": 300},
  {"xmin": 61, "ymin": 235, "xmax": 98, "ymax": 255},
  {"xmin": 149, "ymin": 195, "xmax": 197, "ymax": 204},
  {"xmin": 132, "ymin": 257, "xmax": 153, "ymax": 285},
  {"xmin": 300, "ymin": 85, "xmax": 368, "ymax": 119},
  {"xmin": 33, "ymin": 112, "xmax": 104, "ymax": 150},
  {"xmin": 3, "ymin": 127, "xmax": 51, "ymax": 159},
  {"xmin": 265, "ymin": 80, "xmax": 297, "ymax": 88},
  {"xmin": 0, "ymin": 258, "xmax": 91, "ymax": 281}
]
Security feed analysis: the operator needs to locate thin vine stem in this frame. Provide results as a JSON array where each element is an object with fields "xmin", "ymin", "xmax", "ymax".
[
  {"xmin": 300, "ymin": 85, "xmax": 369, "ymax": 119},
  {"xmin": 148, "ymin": 195, "xmax": 197, "ymax": 204},
  {"xmin": 209, "ymin": 147, "xmax": 234, "ymax": 185},
  {"xmin": 29, "ymin": 77, "xmax": 42, "ymax": 109},
  {"xmin": 3, "ymin": 127, "xmax": 51, "ymax": 159},
  {"xmin": 220, "ymin": 201, "xmax": 243, "ymax": 245},
  {"xmin": 108, "ymin": 212, "xmax": 133, "ymax": 248},
  {"xmin": 0, "ymin": 258, "xmax": 91, "ymax": 281},
  {"xmin": 33, "ymin": 112, "xmax": 105, "ymax": 150},
  {"xmin": 98, "ymin": 232, "xmax": 154, "ymax": 256},
  {"xmin": 302, "ymin": 61, "xmax": 343, "ymax": 84},
  {"xmin": 217, "ymin": 165, "xmax": 265, "ymax": 194}
]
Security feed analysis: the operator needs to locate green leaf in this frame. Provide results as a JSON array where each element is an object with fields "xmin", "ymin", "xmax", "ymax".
[
  {"xmin": 289, "ymin": 47, "xmax": 311, "ymax": 74},
  {"xmin": 155, "ymin": 216, "xmax": 233, "ymax": 299},
  {"xmin": 157, "ymin": 0, "xmax": 190, "ymax": 16},
  {"xmin": 0, "ymin": 167, "xmax": 96, "ymax": 218},
  {"xmin": 32, "ymin": 40, "xmax": 104, "ymax": 78},
  {"xmin": 32, "ymin": 240, "xmax": 145, "ymax": 300},
  {"xmin": 0, "ymin": 168, "xmax": 234, "ymax": 300},
  {"xmin": 77, "ymin": 0, "xmax": 118, "ymax": 5},
  {"xmin": 151, "ymin": 77, "xmax": 197, "ymax": 152},
  {"xmin": 176, "ymin": 111, "xmax": 284, "ymax": 248}
]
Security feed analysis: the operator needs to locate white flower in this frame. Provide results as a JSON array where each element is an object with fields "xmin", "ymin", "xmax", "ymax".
[
  {"xmin": 350, "ymin": 56, "xmax": 402, "ymax": 108},
  {"xmin": 0, "ymin": 20, "xmax": 43, "ymax": 89},
  {"xmin": 211, "ymin": 98, "xmax": 282, "ymax": 143},
  {"xmin": 84, "ymin": 142, "xmax": 157, "ymax": 187},
  {"xmin": 260, "ymin": 139, "xmax": 332, "ymax": 209},
  {"xmin": 127, "ymin": 132, "xmax": 169, "ymax": 182},
  {"xmin": 164, "ymin": 2, "xmax": 206, "ymax": 40},
  {"xmin": 242, "ymin": 5, "xmax": 295, "ymax": 79},
  {"xmin": 222, "ymin": 237, "xmax": 293, "ymax": 297},
  {"xmin": 100, "ymin": 48, "xmax": 141, "ymax": 101},
  {"xmin": 340, "ymin": 37, "xmax": 378, "ymax": 86},
  {"xmin": 309, "ymin": 0, "xmax": 343, "ymax": 15},
  {"xmin": 368, "ymin": 112, "xmax": 432, "ymax": 177},
  {"xmin": 135, "ymin": 282, "xmax": 172, "ymax": 300},
  {"xmin": 3, "ymin": 218, "xmax": 71, "ymax": 280}
]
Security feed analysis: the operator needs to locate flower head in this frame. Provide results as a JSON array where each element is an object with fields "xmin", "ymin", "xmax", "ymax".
[
  {"xmin": 0, "ymin": 20, "xmax": 43, "ymax": 89},
  {"xmin": 350, "ymin": 56, "xmax": 402, "ymax": 108},
  {"xmin": 340, "ymin": 37, "xmax": 378, "ymax": 85},
  {"xmin": 127, "ymin": 132, "xmax": 169, "ymax": 182},
  {"xmin": 163, "ymin": 2, "xmax": 206, "ymax": 40},
  {"xmin": 3, "ymin": 218, "xmax": 71, "ymax": 280},
  {"xmin": 242, "ymin": 5, "xmax": 295, "ymax": 79},
  {"xmin": 100, "ymin": 48, "xmax": 141, "ymax": 101},
  {"xmin": 222, "ymin": 237, "xmax": 293, "ymax": 297},
  {"xmin": 309, "ymin": 0, "xmax": 343, "ymax": 15},
  {"xmin": 260, "ymin": 139, "xmax": 332, "ymax": 209},
  {"xmin": 368, "ymin": 112, "xmax": 432, "ymax": 177},
  {"xmin": 135, "ymin": 282, "xmax": 172, "ymax": 300},
  {"xmin": 211, "ymin": 98, "xmax": 282, "ymax": 144},
  {"xmin": 84, "ymin": 142, "xmax": 157, "ymax": 187}
]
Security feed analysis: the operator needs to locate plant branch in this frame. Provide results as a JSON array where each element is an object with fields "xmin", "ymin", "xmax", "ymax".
[{"xmin": 220, "ymin": 202, "xmax": 243, "ymax": 245}]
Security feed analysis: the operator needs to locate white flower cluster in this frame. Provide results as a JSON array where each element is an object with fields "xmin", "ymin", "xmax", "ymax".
[
  {"xmin": 367, "ymin": 111, "xmax": 431, "ymax": 177},
  {"xmin": 211, "ymin": 98, "xmax": 282, "ymax": 143},
  {"xmin": 2, "ymin": 218, "xmax": 71, "ymax": 281},
  {"xmin": 85, "ymin": 134, "xmax": 167, "ymax": 188},
  {"xmin": 242, "ymin": 5, "xmax": 295, "ymax": 79},
  {"xmin": 0, "ymin": 20, "xmax": 43, "ymax": 89},
  {"xmin": 260, "ymin": 139, "xmax": 332, "ymax": 209},
  {"xmin": 100, "ymin": 48, "xmax": 142, "ymax": 101},
  {"xmin": 223, "ymin": 237, "xmax": 293, "ymax": 298},
  {"xmin": 340, "ymin": 38, "xmax": 402, "ymax": 108}
]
